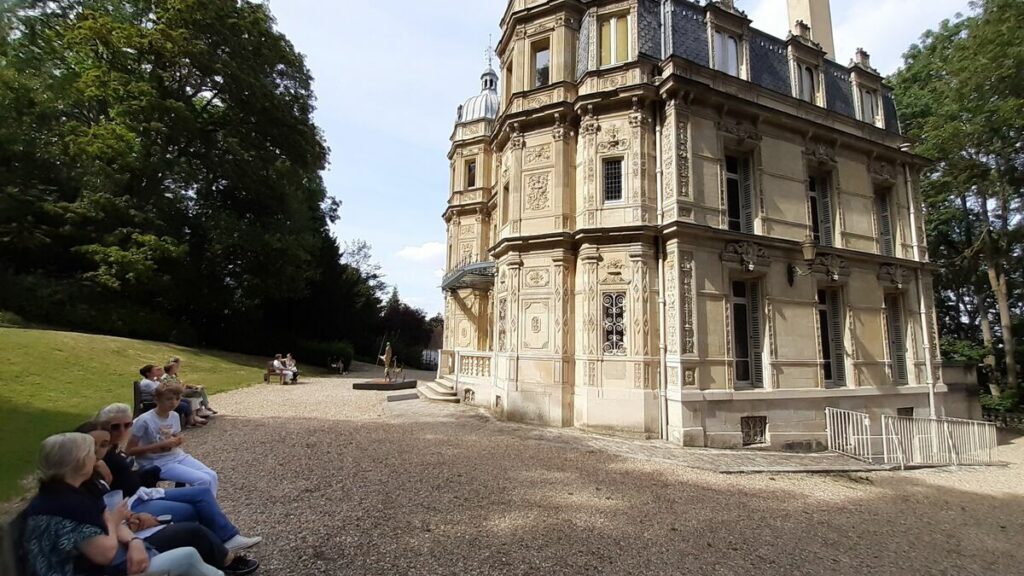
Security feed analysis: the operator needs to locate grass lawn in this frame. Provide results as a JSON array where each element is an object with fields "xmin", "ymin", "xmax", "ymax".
[{"xmin": 0, "ymin": 327, "xmax": 275, "ymax": 502}]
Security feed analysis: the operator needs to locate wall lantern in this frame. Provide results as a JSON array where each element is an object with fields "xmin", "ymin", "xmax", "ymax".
[{"xmin": 787, "ymin": 234, "xmax": 818, "ymax": 286}]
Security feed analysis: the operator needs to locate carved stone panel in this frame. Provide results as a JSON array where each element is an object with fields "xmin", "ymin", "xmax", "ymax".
[
  {"xmin": 522, "ymin": 301, "xmax": 550, "ymax": 351},
  {"xmin": 524, "ymin": 267, "xmax": 550, "ymax": 288},
  {"xmin": 525, "ymin": 173, "xmax": 551, "ymax": 212},
  {"xmin": 524, "ymin": 144, "xmax": 552, "ymax": 167}
]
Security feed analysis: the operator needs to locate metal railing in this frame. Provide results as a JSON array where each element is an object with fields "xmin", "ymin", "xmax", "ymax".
[
  {"xmin": 825, "ymin": 407, "xmax": 876, "ymax": 462},
  {"xmin": 882, "ymin": 415, "xmax": 997, "ymax": 466},
  {"xmin": 827, "ymin": 407, "xmax": 999, "ymax": 467}
]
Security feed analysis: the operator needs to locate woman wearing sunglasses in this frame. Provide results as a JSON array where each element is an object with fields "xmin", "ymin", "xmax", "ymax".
[{"xmin": 95, "ymin": 404, "xmax": 262, "ymax": 552}]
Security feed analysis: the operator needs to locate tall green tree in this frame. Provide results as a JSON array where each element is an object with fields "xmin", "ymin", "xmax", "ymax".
[
  {"xmin": 891, "ymin": 0, "xmax": 1024, "ymax": 400},
  {"xmin": 0, "ymin": 0, "xmax": 392, "ymax": 354}
]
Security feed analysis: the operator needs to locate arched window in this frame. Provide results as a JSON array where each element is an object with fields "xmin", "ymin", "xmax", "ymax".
[
  {"xmin": 801, "ymin": 66, "xmax": 816, "ymax": 103},
  {"xmin": 714, "ymin": 31, "xmax": 741, "ymax": 77}
]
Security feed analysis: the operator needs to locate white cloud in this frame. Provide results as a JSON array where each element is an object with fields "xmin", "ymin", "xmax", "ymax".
[{"xmin": 397, "ymin": 241, "xmax": 446, "ymax": 263}]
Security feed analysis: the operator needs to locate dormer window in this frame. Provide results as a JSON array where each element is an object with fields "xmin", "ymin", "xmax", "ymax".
[
  {"xmin": 713, "ymin": 31, "xmax": 741, "ymax": 77},
  {"xmin": 800, "ymin": 65, "xmax": 817, "ymax": 104},
  {"xmin": 859, "ymin": 87, "xmax": 881, "ymax": 126},
  {"xmin": 599, "ymin": 14, "xmax": 630, "ymax": 67}
]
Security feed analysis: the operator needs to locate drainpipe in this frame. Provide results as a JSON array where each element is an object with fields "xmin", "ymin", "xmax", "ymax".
[
  {"xmin": 902, "ymin": 150, "xmax": 936, "ymax": 418},
  {"xmin": 655, "ymin": 103, "xmax": 669, "ymax": 441}
]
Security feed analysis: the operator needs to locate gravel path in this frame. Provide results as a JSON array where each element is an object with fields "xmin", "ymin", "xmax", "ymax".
[{"xmin": 182, "ymin": 365, "xmax": 1024, "ymax": 575}]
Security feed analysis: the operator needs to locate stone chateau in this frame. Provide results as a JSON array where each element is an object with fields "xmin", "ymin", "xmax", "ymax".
[{"xmin": 431, "ymin": 0, "xmax": 945, "ymax": 450}]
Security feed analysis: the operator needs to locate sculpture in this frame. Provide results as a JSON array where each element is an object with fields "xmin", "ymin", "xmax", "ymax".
[{"xmin": 379, "ymin": 342, "xmax": 395, "ymax": 382}]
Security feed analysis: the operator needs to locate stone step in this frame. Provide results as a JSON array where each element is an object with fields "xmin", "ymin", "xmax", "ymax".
[
  {"xmin": 417, "ymin": 382, "xmax": 460, "ymax": 403},
  {"xmin": 423, "ymin": 379, "xmax": 457, "ymax": 397}
]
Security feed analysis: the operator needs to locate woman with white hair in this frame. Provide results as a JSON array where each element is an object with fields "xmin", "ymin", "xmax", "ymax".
[
  {"xmin": 96, "ymin": 403, "xmax": 262, "ymax": 552},
  {"xmin": 22, "ymin": 432, "xmax": 225, "ymax": 575}
]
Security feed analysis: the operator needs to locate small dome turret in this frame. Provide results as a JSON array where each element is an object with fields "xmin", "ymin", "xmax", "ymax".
[{"xmin": 456, "ymin": 49, "xmax": 500, "ymax": 125}]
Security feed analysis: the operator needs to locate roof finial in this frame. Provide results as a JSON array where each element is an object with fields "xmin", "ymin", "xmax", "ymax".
[{"xmin": 486, "ymin": 35, "xmax": 493, "ymax": 69}]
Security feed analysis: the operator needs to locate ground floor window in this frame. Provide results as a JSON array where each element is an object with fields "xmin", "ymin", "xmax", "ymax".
[
  {"xmin": 603, "ymin": 292, "xmax": 626, "ymax": 356},
  {"xmin": 731, "ymin": 280, "xmax": 764, "ymax": 388}
]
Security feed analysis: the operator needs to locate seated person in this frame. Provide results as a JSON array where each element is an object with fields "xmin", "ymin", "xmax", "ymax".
[
  {"xmin": 23, "ymin": 432, "xmax": 225, "ymax": 576},
  {"xmin": 140, "ymin": 364, "xmax": 205, "ymax": 427},
  {"xmin": 164, "ymin": 359, "xmax": 216, "ymax": 418},
  {"xmin": 128, "ymin": 383, "xmax": 220, "ymax": 495},
  {"xmin": 96, "ymin": 403, "xmax": 261, "ymax": 551},
  {"xmin": 284, "ymin": 354, "xmax": 300, "ymax": 381},
  {"xmin": 270, "ymin": 354, "xmax": 296, "ymax": 384},
  {"xmin": 75, "ymin": 422, "xmax": 259, "ymax": 575}
]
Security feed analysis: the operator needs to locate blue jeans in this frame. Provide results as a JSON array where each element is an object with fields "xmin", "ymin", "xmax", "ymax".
[
  {"xmin": 175, "ymin": 399, "xmax": 193, "ymax": 422},
  {"xmin": 131, "ymin": 487, "xmax": 239, "ymax": 542}
]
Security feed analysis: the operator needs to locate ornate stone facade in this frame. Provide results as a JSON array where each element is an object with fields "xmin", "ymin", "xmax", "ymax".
[{"xmin": 439, "ymin": 0, "xmax": 945, "ymax": 450}]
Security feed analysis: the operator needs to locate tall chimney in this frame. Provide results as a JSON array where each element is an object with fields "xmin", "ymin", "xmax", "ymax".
[{"xmin": 788, "ymin": 0, "xmax": 836, "ymax": 60}]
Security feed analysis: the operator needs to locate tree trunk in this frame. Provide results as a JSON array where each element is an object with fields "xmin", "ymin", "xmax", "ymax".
[
  {"xmin": 977, "ymin": 297, "xmax": 1000, "ymax": 397},
  {"xmin": 987, "ymin": 264, "xmax": 1019, "ymax": 395}
]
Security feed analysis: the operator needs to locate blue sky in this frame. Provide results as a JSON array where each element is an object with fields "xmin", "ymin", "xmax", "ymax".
[{"xmin": 265, "ymin": 0, "xmax": 971, "ymax": 316}]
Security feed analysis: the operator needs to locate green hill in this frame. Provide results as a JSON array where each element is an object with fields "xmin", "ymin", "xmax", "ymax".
[{"xmin": 0, "ymin": 328, "xmax": 267, "ymax": 501}]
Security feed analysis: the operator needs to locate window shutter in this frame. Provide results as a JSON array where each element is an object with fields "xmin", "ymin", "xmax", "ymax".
[
  {"xmin": 886, "ymin": 295, "xmax": 908, "ymax": 382},
  {"xmin": 740, "ymin": 158, "xmax": 754, "ymax": 233},
  {"xmin": 829, "ymin": 291, "xmax": 846, "ymax": 385},
  {"xmin": 819, "ymin": 175, "xmax": 834, "ymax": 246},
  {"xmin": 877, "ymin": 193, "xmax": 894, "ymax": 256},
  {"xmin": 749, "ymin": 282, "xmax": 764, "ymax": 388}
]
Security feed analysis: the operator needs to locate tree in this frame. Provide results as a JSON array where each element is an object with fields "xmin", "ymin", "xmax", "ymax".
[
  {"xmin": 891, "ymin": 0, "xmax": 1024, "ymax": 402},
  {"xmin": 0, "ymin": 0, "xmax": 387, "ymax": 355}
]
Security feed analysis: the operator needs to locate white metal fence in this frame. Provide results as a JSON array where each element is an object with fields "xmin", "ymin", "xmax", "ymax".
[
  {"xmin": 826, "ymin": 408, "xmax": 998, "ymax": 467},
  {"xmin": 825, "ymin": 407, "xmax": 876, "ymax": 462},
  {"xmin": 882, "ymin": 415, "xmax": 997, "ymax": 466}
]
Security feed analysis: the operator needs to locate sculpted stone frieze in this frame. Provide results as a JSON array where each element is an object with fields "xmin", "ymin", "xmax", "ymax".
[{"xmin": 526, "ymin": 173, "xmax": 551, "ymax": 211}]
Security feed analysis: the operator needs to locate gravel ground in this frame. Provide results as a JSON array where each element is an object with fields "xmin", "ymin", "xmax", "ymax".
[{"xmin": 183, "ymin": 364, "xmax": 1024, "ymax": 575}]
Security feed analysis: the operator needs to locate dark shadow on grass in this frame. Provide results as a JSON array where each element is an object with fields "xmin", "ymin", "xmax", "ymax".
[
  {"xmin": 185, "ymin": 415, "xmax": 1024, "ymax": 576},
  {"xmin": 0, "ymin": 401, "xmax": 97, "ymax": 506}
]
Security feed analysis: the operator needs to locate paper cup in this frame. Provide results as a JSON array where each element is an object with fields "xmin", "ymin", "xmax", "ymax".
[{"xmin": 102, "ymin": 490, "xmax": 123, "ymax": 511}]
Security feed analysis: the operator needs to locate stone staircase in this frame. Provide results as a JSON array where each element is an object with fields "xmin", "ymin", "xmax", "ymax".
[{"xmin": 416, "ymin": 377, "xmax": 460, "ymax": 403}]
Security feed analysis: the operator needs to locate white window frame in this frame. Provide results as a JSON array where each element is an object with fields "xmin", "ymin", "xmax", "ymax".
[
  {"xmin": 713, "ymin": 29, "xmax": 743, "ymax": 78},
  {"xmin": 598, "ymin": 13, "xmax": 631, "ymax": 68},
  {"xmin": 858, "ymin": 86, "xmax": 882, "ymax": 127},
  {"xmin": 799, "ymin": 64, "xmax": 817, "ymax": 104},
  {"xmin": 601, "ymin": 156, "xmax": 626, "ymax": 204}
]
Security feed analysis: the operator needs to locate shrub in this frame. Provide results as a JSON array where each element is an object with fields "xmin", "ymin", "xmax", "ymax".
[{"xmin": 0, "ymin": 310, "xmax": 25, "ymax": 327}]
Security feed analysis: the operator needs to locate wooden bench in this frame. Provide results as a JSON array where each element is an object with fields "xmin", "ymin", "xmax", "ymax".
[
  {"xmin": 132, "ymin": 379, "xmax": 157, "ymax": 418},
  {"xmin": 264, "ymin": 361, "xmax": 286, "ymax": 385}
]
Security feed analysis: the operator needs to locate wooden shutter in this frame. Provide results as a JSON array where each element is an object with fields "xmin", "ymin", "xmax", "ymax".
[
  {"xmin": 740, "ymin": 158, "xmax": 754, "ymax": 233},
  {"xmin": 877, "ymin": 193, "xmax": 894, "ymax": 256},
  {"xmin": 886, "ymin": 294, "xmax": 908, "ymax": 382},
  {"xmin": 829, "ymin": 290, "xmax": 846, "ymax": 385},
  {"xmin": 749, "ymin": 282, "xmax": 764, "ymax": 388},
  {"xmin": 819, "ymin": 175, "xmax": 834, "ymax": 246}
]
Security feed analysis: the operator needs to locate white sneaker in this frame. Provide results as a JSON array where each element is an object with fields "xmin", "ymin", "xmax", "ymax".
[{"xmin": 225, "ymin": 535, "xmax": 263, "ymax": 551}]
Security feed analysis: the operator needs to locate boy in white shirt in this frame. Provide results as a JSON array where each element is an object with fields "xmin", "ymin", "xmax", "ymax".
[{"xmin": 128, "ymin": 382, "xmax": 219, "ymax": 494}]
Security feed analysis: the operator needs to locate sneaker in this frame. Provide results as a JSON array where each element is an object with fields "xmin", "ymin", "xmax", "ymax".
[
  {"xmin": 225, "ymin": 534, "xmax": 263, "ymax": 551},
  {"xmin": 223, "ymin": 555, "xmax": 259, "ymax": 575}
]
